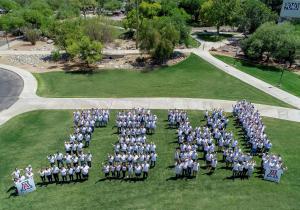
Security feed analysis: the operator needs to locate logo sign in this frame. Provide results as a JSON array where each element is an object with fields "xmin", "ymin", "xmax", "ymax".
[
  {"xmin": 280, "ymin": 0, "xmax": 300, "ymax": 18},
  {"xmin": 264, "ymin": 168, "xmax": 284, "ymax": 183},
  {"xmin": 15, "ymin": 178, "xmax": 36, "ymax": 195}
]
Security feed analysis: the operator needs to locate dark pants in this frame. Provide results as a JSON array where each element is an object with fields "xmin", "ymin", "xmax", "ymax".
[
  {"xmin": 40, "ymin": 175, "xmax": 46, "ymax": 182},
  {"xmin": 62, "ymin": 175, "xmax": 67, "ymax": 182},
  {"xmin": 53, "ymin": 173, "xmax": 59, "ymax": 182},
  {"xmin": 85, "ymin": 141, "xmax": 90, "ymax": 147},
  {"xmin": 87, "ymin": 161, "xmax": 91, "ymax": 168},
  {"xmin": 69, "ymin": 174, "xmax": 74, "ymax": 181},
  {"xmin": 57, "ymin": 160, "xmax": 63, "ymax": 168},
  {"xmin": 122, "ymin": 170, "xmax": 126, "ymax": 178},
  {"xmin": 76, "ymin": 172, "xmax": 81, "ymax": 180},
  {"xmin": 143, "ymin": 171, "xmax": 148, "ymax": 179},
  {"xmin": 47, "ymin": 175, "xmax": 52, "ymax": 182}
]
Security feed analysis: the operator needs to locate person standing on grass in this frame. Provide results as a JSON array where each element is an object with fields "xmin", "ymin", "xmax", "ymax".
[
  {"xmin": 86, "ymin": 152, "xmax": 92, "ymax": 167},
  {"xmin": 60, "ymin": 166, "xmax": 67, "ymax": 182},
  {"xmin": 128, "ymin": 164, "xmax": 134, "ymax": 179},
  {"xmin": 135, "ymin": 164, "xmax": 142, "ymax": 179},
  {"xmin": 52, "ymin": 165, "xmax": 60, "ymax": 183},
  {"xmin": 142, "ymin": 162, "xmax": 149, "ymax": 179},
  {"xmin": 75, "ymin": 164, "xmax": 82, "ymax": 180},
  {"xmin": 47, "ymin": 155, "xmax": 55, "ymax": 167},
  {"xmin": 121, "ymin": 163, "xmax": 127, "ymax": 178},
  {"xmin": 39, "ymin": 168, "xmax": 46, "ymax": 183},
  {"xmin": 232, "ymin": 162, "xmax": 240, "ymax": 180},
  {"xmin": 45, "ymin": 167, "xmax": 52, "ymax": 183},
  {"xmin": 192, "ymin": 161, "xmax": 200, "ymax": 177},
  {"xmin": 82, "ymin": 164, "xmax": 90, "ymax": 180},
  {"xmin": 103, "ymin": 163, "xmax": 110, "ymax": 178},
  {"xmin": 55, "ymin": 152, "xmax": 64, "ymax": 168},
  {"xmin": 68, "ymin": 166, "xmax": 74, "ymax": 181}
]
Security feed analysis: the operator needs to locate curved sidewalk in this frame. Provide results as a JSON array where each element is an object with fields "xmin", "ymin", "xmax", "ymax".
[
  {"xmin": 0, "ymin": 64, "xmax": 300, "ymax": 126},
  {"xmin": 193, "ymin": 50, "xmax": 300, "ymax": 109}
]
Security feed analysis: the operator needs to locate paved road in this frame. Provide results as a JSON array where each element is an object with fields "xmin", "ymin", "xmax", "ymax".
[{"xmin": 0, "ymin": 68, "xmax": 23, "ymax": 111}]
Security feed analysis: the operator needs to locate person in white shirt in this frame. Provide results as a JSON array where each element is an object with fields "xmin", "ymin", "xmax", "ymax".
[
  {"xmin": 25, "ymin": 171, "xmax": 34, "ymax": 179},
  {"xmin": 39, "ymin": 168, "xmax": 46, "ymax": 183},
  {"xmin": 232, "ymin": 162, "xmax": 240, "ymax": 180},
  {"xmin": 150, "ymin": 152, "xmax": 157, "ymax": 168},
  {"xmin": 128, "ymin": 164, "xmax": 134, "ymax": 179},
  {"xmin": 175, "ymin": 162, "xmax": 182, "ymax": 178},
  {"xmin": 47, "ymin": 155, "xmax": 55, "ymax": 167},
  {"xmin": 11, "ymin": 168, "xmax": 21, "ymax": 180},
  {"xmin": 60, "ymin": 167, "xmax": 67, "ymax": 182},
  {"xmin": 211, "ymin": 158, "xmax": 217, "ymax": 172},
  {"xmin": 135, "ymin": 164, "xmax": 142, "ymax": 178},
  {"xmin": 86, "ymin": 152, "xmax": 92, "ymax": 167},
  {"xmin": 82, "ymin": 164, "xmax": 90, "ymax": 180},
  {"xmin": 65, "ymin": 153, "xmax": 72, "ymax": 167},
  {"xmin": 75, "ymin": 165, "xmax": 82, "ymax": 180},
  {"xmin": 192, "ymin": 162, "xmax": 200, "ymax": 177},
  {"xmin": 52, "ymin": 165, "xmax": 60, "ymax": 183},
  {"xmin": 45, "ymin": 167, "xmax": 52, "ymax": 183},
  {"xmin": 68, "ymin": 166, "xmax": 74, "ymax": 181},
  {"xmin": 65, "ymin": 142, "xmax": 71, "ymax": 154},
  {"xmin": 25, "ymin": 165, "xmax": 33, "ymax": 174},
  {"xmin": 55, "ymin": 152, "xmax": 64, "ymax": 168},
  {"xmin": 102, "ymin": 163, "xmax": 110, "ymax": 178},
  {"xmin": 142, "ymin": 162, "xmax": 150, "ymax": 179}
]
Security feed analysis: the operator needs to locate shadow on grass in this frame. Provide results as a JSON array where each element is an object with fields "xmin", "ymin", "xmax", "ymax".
[{"xmin": 96, "ymin": 177, "xmax": 148, "ymax": 183}]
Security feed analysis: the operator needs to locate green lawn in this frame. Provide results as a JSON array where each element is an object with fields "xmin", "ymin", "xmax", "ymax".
[
  {"xmin": 0, "ymin": 110, "xmax": 299, "ymax": 210},
  {"xmin": 193, "ymin": 32, "xmax": 233, "ymax": 42},
  {"xmin": 187, "ymin": 36, "xmax": 201, "ymax": 48},
  {"xmin": 214, "ymin": 54, "xmax": 300, "ymax": 97},
  {"xmin": 34, "ymin": 54, "xmax": 290, "ymax": 107}
]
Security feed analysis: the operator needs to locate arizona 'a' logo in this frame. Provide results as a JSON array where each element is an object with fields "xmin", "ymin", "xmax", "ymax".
[
  {"xmin": 21, "ymin": 180, "xmax": 33, "ymax": 191},
  {"xmin": 267, "ymin": 170, "xmax": 278, "ymax": 179}
]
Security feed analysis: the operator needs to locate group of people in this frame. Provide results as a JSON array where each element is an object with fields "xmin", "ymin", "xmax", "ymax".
[
  {"xmin": 207, "ymin": 108, "xmax": 257, "ymax": 180},
  {"xmin": 39, "ymin": 109, "xmax": 109, "ymax": 184},
  {"xmin": 11, "ymin": 165, "xmax": 34, "ymax": 184},
  {"xmin": 233, "ymin": 100, "xmax": 272, "ymax": 155},
  {"xmin": 103, "ymin": 109, "xmax": 158, "ymax": 180},
  {"xmin": 261, "ymin": 153, "xmax": 286, "ymax": 173},
  {"xmin": 168, "ymin": 110, "xmax": 203, "ymax": 178},
  {"xmin": 116, "ymin": 108, "xmax": 157, "ymax": 134}
]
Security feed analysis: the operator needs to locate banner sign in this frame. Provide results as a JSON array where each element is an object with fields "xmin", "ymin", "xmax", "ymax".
[
  {"xmin": 15, "ymin": 178, "xmax": 36, "ymax": 195},
  {"xmin": 264, "ymin": 168, "xmax": 284, "ymax": 183},
  {"xmin": 280, "ymin": 0, "xmax": 300, "ymax": 18}
]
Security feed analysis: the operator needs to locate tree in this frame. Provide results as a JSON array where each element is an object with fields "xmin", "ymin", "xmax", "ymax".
[
  {"xmin": 179, "ymin": 0, "xmax": 202, "ymax": 22},
  {"xmin": 260, "ymin": 0, "xmax": 283, "ymax": 13},
  {"xmin": 236, "ymin": 0, "xmax": 277, "ymax": 34},
  {"xmin": 241, "ymin": 22, "xmax": 300, "ymax": 66},
  {"xmin": 66, "ymin": 35, "xmax": 102, "ymax": 67},
  {"xmin": 0, "ymin": 0, "xmax": 20, "ymax": 12},
  {"xmin": 139, "ymin": 1, "xmax": 161, "ymax": 18},
  {"xmin": 139, "ymin": 17, "xmax": 180, "ymax": 62},
  {"xmin": 201, "ymin": 0, "xmax": 240, "ymax": 34}
]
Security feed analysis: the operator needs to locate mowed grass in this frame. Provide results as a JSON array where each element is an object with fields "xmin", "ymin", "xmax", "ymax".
[
  {"xmin": 193, "ymin": 32, "xmax": 233, "ymax": 42},
  {"xmin": 34, "ymin": 54, "xmax": 289, "ymax": 107},
  {"xmin": 0, "ymin": 110, "xmax": 299, "ymax": 210},
  {"xmin": 214, "ymin": 54, "xmax": 300, "ymax": 97}
]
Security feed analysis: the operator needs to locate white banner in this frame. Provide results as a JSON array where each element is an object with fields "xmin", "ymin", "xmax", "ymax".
[
  {"xmin": 264, "ymin": 168, "xmax": 284, "ymax": 183},
  {"xmin": 280, "ymin": 0, "xmax": 300, "ymax": 18},
  {"xmin": 15, "ymin": 178, "xmax": 36, "ymax": 195}
]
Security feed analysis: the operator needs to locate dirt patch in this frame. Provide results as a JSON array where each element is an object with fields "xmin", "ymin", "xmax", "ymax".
[{"xmin": 0, "ymin": 52, "xmax": 188, "ymax": 73}]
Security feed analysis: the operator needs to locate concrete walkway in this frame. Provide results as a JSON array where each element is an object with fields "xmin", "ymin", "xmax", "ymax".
[
  {"xmin": 193, "ymin": 50, "xmax": 300, "ymax": 109},
  {"xmin": 0, "ymin": 64, "xmax": 300, "ymax": 126}
]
